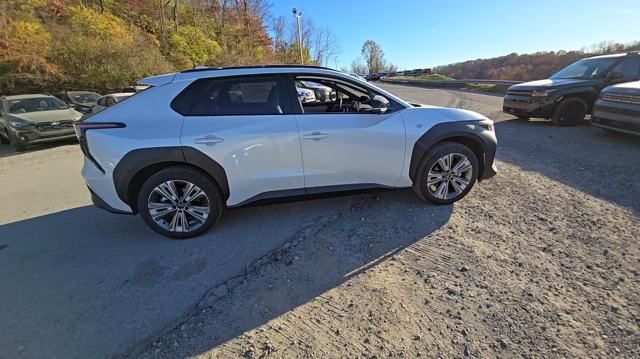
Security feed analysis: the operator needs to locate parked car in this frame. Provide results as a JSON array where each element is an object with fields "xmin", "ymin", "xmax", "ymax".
[
  {"xmin": 296, "ymin": 85, "xmax": 317, "ymax": 103},
  {"xmin": 122, "ymin": 85, "xmax": 150, "ymax": 93},
  {"xmin": 57, "ymin": 91, "xmax": 101, "ymax": 114},
  {"xmin": 592, "ymin": 80, "xmax": 640, "ymax": 135},
  {"xmin": 297, "ymin": 80, "xmax": 336, "ymax": 101},
  {"xmin": 0, "ymin": 94, "xmax": 83, "ymax": 150},
  {"xmin": 76, "ymin": 65, "xmax": 497, "ymax": 238},
  {"xmin": 348, "ymin": 73, "xmax": 367, "ymax": 82},
  {"xmin": 366, "ymin": 73, "xmax": 381, "ymax": 81},
  {"xmin": 92, "ymin": 93, "xmax": 134, "ymax": 114},
  {"xmin": 503, "ymin": 51, "xmax": 640, "ymax": 126}
]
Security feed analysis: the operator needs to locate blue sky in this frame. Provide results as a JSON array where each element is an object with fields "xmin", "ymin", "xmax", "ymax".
[{"xmin": 270, "ymin": 0, "xmax": 640, "ymax": 70}]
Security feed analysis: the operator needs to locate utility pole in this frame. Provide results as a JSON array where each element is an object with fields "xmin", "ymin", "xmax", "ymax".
[{"xmin": 292, "ymin": 8, "xmax": 303, "ymax": 65}]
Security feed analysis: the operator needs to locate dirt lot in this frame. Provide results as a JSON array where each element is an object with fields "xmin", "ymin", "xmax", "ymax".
[{"xmin": 1, "ymin": 84, "xmax": 638, "ymax": 358}]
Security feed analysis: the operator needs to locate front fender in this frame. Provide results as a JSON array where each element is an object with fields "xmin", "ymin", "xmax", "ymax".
[{"xmin": 409, "ymin": 121, "xmax": 497, "ymax": 182}]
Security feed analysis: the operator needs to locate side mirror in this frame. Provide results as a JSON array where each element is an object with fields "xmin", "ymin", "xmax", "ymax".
[
  {"xmin": 371, "ymin": 94, "xmax": 390, "ymax": 109},
  {"xmin": 606, "ymin": 71, "xmax": 623, "ymax": 81},
  {"xmin": 371, "ymin": 107, "xmax": 388, "ymax": 114}
]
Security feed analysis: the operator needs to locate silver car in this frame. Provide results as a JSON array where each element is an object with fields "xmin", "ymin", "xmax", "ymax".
[{"xmin": 0, "ymin": 94, "xmax": 83, "ymax": 150}]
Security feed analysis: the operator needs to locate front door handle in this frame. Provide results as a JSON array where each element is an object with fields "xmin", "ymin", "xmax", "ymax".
[
  {"xmin": 194, "ymin": 135, "xmax": 224, "ymax": 146},
  {"xmin": 302, "ymin": 132, "xmax": 329, "ymax": 141}
]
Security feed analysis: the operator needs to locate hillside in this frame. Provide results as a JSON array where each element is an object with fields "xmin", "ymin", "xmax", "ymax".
[
  {"xmin": 435, "ymin": 41, "xmax": 640, "ymax": 81},
  {"xmin": 0, "ymin": 0, "xmax": 323, "ymax": 94}
]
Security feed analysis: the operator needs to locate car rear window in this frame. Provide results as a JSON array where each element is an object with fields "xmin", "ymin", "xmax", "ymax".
[{"xmin": 173, "ymin": 75, "xmax": 290, "ymax": 116}]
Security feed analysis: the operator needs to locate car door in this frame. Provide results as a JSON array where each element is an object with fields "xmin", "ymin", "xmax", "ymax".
[
  {"xmin": 179, "ymin": 75, "xmax": 303, "ymax": 206},
  {"xmin": 291, "ymin": 75, "xmax": 406, "ymax": 191}
]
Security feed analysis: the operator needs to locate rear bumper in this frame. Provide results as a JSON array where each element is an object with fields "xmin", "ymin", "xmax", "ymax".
[
  {"xmin": 82, "ymin": 157, "xmax": 134, "ymax": 214},
  {"xmin": 88, "ymin": 186, "xmax": 134, "ymax": 215}
]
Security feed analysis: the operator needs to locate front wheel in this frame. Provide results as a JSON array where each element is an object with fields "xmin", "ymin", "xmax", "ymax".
[
  {"xmin": 138, "ymin": 166, "xmax": 224, "ymax": 239},
  {"xmin": 551, "ymin": 98, "xmax": 587, "ymax": 126},
  {"xmin": 7, "ymin": 131, "xmax": 27, "ymax": 151},
  {"xmin": 413, "ymin": 142, "xmax": 479, "ymax": 205}
]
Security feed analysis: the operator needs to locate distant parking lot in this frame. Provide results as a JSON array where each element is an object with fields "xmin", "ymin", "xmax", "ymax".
[{"xmin": 1, "ymin": 84, "xmax": 638, "ymax": 358}]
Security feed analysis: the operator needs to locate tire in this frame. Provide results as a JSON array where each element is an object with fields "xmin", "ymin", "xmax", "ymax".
[
  {"xmin": 7, "ymin": 131, "xmax": 27, "ymax": 151},
  {"xmin": 551, "ymin": 98, "xmax": 587, "ymax": 126},
  {"xmin": 412, "ymin": 141, "xmax": 479, "ymax": 205},
  {"xmin": 137, "ymin": 165, "xmax": 224, "ymax": 239}
]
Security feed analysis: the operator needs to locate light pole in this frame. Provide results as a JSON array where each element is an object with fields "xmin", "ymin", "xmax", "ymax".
[{"xmin": 292, "ymin": 8, "xmax": 303, "ymax": 65}]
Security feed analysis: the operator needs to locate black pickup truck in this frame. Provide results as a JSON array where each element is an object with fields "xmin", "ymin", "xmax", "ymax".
[{"xmin": 503, "ymin": 52, "xmax": 640, "ymax": 126}]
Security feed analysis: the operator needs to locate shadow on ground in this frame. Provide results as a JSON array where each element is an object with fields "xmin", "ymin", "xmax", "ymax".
[
  {"xmin": 132, "ymin": 189, "xmax": 452, "ymax": 358},
  {"xmin": 495, "ymin": 118, "xmax": 640, "ymax": 212},
  {"xmin": 0, "ymin": 189, "xmax": 451, "ymax": 358}
]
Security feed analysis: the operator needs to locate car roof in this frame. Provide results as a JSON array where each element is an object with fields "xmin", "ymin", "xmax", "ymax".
[
  {"xmin": 139, "ymin": 65, "xmax": 345, "ymax": 86},
  {"xmin": 4, "ymin": 94, "xmax": 54, "ymax": 100},
  {"xmin": 588, "ymin": 51, "xmax": 639, "ymax": 60}
]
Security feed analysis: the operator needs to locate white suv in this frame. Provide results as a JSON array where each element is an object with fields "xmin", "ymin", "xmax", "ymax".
[{"xmin": 76, "ymin": 66, "xmax": 497, "ymax": 239}]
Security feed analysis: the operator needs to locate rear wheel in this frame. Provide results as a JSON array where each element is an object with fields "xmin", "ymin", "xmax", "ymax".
[
  {"xmin": 137, "ymin": 166, "xmax": 224, "ymax": 239},
  {"xmin": 413, "ymin": 142, "xmax": 479, "ymax": 205},
  {"xmin": 551, "ymin": 98, "xmax": 587, "ymax": 126}
]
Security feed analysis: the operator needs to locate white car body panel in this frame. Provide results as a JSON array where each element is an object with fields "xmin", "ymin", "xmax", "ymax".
[
  {"xmin": 80, "ymin": 66, "xmax": 493, "ymax": 216},
  {"xmin": 296, "ymin": 112, "xmax": 406, "ymax": 188},
  {"xmin": 180, "ymin": 114, "xmax": 304, "ymax": 206}
]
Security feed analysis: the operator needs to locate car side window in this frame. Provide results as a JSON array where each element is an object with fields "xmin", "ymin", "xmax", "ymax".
[
  {"xmin": 105, "ymin": 97, "xmax": 116, "ymax": 107},
  {"xmin": 294, "ymin": 76, "xmax": 390, "ymax": 115},
  {"xmin": 97, "ymin": 97, "xmax": 106, "ymax": 106},
  {"xmin": 611, "ymin": 58, "xmax": 640, "ymax": 79},
  {"xmin": 188, "ymin": 76, "xmax": 287, "ymax": 116}
]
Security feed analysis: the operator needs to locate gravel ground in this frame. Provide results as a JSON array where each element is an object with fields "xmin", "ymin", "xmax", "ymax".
[{"xmin": 131, "ymin": 84, "xmax": 640, "ymax": 358}]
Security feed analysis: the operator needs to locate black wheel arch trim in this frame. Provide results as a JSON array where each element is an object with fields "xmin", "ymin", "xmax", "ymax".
[
  {"xmin": 112, "ymin": 146, "xmax": 230, "ymax": 211},
  {"xmin": 409, "ymin": 121, "xmax": 497, "ymax": 182}
]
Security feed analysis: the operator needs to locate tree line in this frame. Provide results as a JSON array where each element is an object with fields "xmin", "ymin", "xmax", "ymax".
[
  {"xmin": 434, "ymin": 41, "xmax": 640, "ymax": 81},
  {"xmin": 0, "ymin": 0, "xmax": 338, "ymax": 94}
]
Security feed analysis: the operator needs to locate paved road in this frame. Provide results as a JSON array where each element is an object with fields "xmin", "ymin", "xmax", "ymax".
[{"xmin": 0, "ymin": 84, "xmax": 638, "ymax": 358}]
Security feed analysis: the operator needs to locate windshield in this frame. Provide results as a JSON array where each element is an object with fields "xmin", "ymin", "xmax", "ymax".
[
  {"xmin": 7, "ymin": 97, "xmax": 69, "ymax": 114},
  {"xmin": 69, "ymin": 92, "xmax": 100, "ymax": 104},
  {"xmin": 551, "ymin": 58, "xmax": 619, "ymax": 80}
]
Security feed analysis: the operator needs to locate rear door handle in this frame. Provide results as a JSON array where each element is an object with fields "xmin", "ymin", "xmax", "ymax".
[
  {"xmin": 194, "ymin": 135, "xmax": 224, "ymax": 146},
  {"xmin": 302, "ymin": 132, "xmax": 329, "ymax": 141}
]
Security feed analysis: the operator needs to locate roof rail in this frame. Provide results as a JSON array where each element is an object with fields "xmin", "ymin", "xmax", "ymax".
[{"xmin": 180, "ymin": 64, "xmax": 339, "ymax": 73}]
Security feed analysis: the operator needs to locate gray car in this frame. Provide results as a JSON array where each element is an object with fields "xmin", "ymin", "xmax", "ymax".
[
  {"xmin": 0, "ymin": 94, "xmax": 83, "ymax": 150},
  {"xmin": 592, "ymin": 81, "xmax": 640, "ymax": 136}
]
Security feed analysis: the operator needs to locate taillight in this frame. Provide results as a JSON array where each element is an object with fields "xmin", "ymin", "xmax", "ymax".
[
  {"xmin": 73, "ymin": 122, "xmax": 125, "ymax": 139},
  {"xmin": 73, "ymin": 122, "xmax": 126, "ymax": 173}
]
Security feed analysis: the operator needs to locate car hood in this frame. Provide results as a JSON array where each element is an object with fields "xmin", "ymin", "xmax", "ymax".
[
  {"xmin": 410, "ymin": 104, "xmax": 488, "ymax": 120},
  {"xmin": 601, "ymin": 80, "xmax": 640, "ymax": 94},
  {"xmin": 509, "ymin": 78, "xmax": 600, "ymax": 91},
  {"xmin": 8, "ymin": 108, "xmax": 82, "ymax": 124}
]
